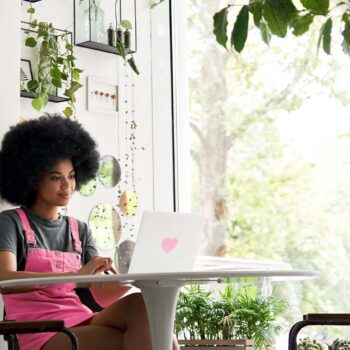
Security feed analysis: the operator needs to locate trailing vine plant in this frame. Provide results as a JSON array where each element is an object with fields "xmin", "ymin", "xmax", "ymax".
[
  {"xmin": 213, "ymin": 0, "xmax": 350, "ymax": 57},
  {"xmin": 23, "ymin": 4, "xmax": 83, "ymax": 117}
]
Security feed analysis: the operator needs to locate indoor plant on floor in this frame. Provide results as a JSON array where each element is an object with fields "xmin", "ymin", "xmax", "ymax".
[{"xmin": 175, "ymin": 284, "xmax": 288, "ymax": 350}]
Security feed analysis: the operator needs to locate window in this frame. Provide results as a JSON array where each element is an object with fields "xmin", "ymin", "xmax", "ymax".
[{"xmin": 172, "ymin": 0, "xmax": 350, "ymax": 327}]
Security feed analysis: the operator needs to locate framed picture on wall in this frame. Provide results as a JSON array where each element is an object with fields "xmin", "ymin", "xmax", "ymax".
[
  {"xmin": 20, "ymin": 59, "xmax": 33, "ymax": 91},
  {"xmin": 87, "ymin": 76, "xmax": 119, "ymax": 115}
]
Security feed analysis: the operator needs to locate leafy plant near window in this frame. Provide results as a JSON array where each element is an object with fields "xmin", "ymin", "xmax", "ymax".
[
  {"xmin": 23, "ymin": 5, "xmax": 83, "ymax": 117},
  {"xmin": 175, "ymin": 284, "xmax": 288, "ymax": 350},
  {"xmin": 213, "ymin": 0, "xmax": 348, "ymax": 57}
]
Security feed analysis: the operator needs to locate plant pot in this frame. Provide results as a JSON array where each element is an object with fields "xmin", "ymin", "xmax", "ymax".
[{"xmin": 179, "ymin": 339, "xmax": 275, "ymax": 350}]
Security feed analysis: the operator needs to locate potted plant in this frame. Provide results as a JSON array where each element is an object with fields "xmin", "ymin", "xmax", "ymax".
[
  {"xmin": 175, "ymin": 284, "xmax": 288, "ymax": 350},
  {"xmin": 23, "ymin": 4, "xmax": 83, "ymax": 117}
]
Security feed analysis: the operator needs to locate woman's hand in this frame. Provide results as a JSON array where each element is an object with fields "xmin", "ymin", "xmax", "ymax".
[{"xmin": 77, "ymin": 256, "xmax": 117, "ymax": 276}]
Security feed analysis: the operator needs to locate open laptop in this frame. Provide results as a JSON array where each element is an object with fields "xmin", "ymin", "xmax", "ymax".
[{"xmin": 127, "ymin": 211, "xmax": 206, "ymax": 274}]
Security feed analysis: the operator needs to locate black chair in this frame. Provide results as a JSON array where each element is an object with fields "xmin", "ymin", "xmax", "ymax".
[
  {"xmin": 288, "ymin": 313, "xmax": 350, "ymax": 350},
  {"xmin": 0, "ymin": 285, "xmax": 104, "ymax": 349},
  {"xmin": 1, "ymin": 319, "xmax": 79, "ymax": 350}
]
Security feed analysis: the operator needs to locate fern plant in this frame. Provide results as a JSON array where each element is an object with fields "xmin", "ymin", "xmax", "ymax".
[{"xmin": 175, "ymin": 284, "xmax": 288, "ymax": 350}]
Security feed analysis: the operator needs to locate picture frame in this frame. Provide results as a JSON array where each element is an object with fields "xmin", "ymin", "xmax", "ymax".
[
  {"xmin": 87, "ymin": 76, "xmax": 119, "ymax": 115},
  {"xmin": 20, "ymin": 59, "xmax": 33, "ymax": 91}
]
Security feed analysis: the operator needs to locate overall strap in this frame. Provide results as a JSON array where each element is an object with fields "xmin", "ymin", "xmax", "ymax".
[
  {"xmin": 68, "ymin": 217, "xmax": 82, "ymax": 254},
  {"xmin": 15, "ymin": 208, "xmax": 36, "ymax": 245}
]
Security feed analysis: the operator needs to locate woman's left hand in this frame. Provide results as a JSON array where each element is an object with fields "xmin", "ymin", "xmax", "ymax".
[{"xmin": 77, "ymin": 256, "xmax": 117, "ymax": 276}]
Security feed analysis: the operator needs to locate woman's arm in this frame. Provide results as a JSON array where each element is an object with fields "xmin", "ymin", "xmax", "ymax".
[
  {"xmin": 0, "ymin": 251, "xmax": 79, "ymax": 294},
  {"xmin": 84, "ymin": 256, "xmax": 132, "ymax": 308},
  {"xmin": 0, "ymin": 252, "xmax": 121, "ymax": 295}
]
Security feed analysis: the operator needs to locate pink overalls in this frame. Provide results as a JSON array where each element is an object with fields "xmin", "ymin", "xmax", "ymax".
[{"xmin": 2, "ymin": 208, "xmax": 96, "ymax": 350}]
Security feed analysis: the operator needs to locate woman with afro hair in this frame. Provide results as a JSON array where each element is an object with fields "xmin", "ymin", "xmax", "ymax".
[{"xmin": 0, "ymin": 115, "xmax": 179, "ymax": 350}]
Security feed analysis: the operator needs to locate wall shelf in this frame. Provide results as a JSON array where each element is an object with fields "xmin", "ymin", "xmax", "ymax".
[
  {"xmin": 74, "ymin": 0, "xmax": 137, "ymax": 55},
  {"xmin": 20, "ymin": 91, "xmax": 69, "ymax": 103},
  {"xmin": 20, "ymin": 22, "xmax": 73, "ymax": 104},
  {"xmin": 76, "ymin": 41, "xmax": 135, "ymax": 55}
]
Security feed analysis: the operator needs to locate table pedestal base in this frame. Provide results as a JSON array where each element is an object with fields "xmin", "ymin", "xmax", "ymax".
[{"xmin": 137, "ymin": 282, "xmax": 181, "ymax": 350}]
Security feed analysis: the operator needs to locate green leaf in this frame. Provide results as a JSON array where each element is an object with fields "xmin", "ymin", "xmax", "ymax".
[
  {"xmin": 342, "ymin": 15, "xmax": 350, "ymax": 55},
  {"xmin": 73, "ymin": 68, "xmax": 84, "ymax": 73},
  {"xmin": 51, "ymin": 78, "xmax": 62, "ymax": 88},
  {"xmin": 259, "ymin": 20, "xmax": 272, "ymax": 45},
  {"xmin": 231, "ymin": 5, "xmax": 249, "ymax": 53},
  {"xmin": 72, "ymin": 70, "xmax": 80, "ymax": 81},
  {"xmin": 151, "ymin": 0, "xmax": 165, "ymax": 9},
  {"xmin": 121, "ymin": 20, "xmax": 132, "ymax": 30},
  {"xmin": 263, "ymin": 0, "xmax": 298, "ymax": 38},
  {"xmin": 30, "ymin": 19, "xmax": 37, "ymax": 28},
  {"xmin": 65, "ymin": 43, "xmax": 73, "ymax": 51},
  {"xmin": 317, "ymin": 18, "xmax": 332, "ymax": 55},
  {"xmin": 25, "ymin": 37, "xmax": 37, "ymax": 48},
  {"xmin": 213, "ymin": 6, "xmax": 230, "ymax": 49},
  {"xmin": 27, "ymin": 7, "xmax": 35, "ymax": 14},
  {"xmin": 40, "ymin": 93, "xmax": 49, "ymax": 106},
  {"xmin": 61, "ymin": 72, "xmax": 68, "ymax": 81},
  {"xmin": 64, "ymin": 82, "xmax": 83, "ymax": 99},
  {"xmin": 27, "ymin": 80, "xmax": 39, "ymax": 93},
  {"xmin": 56, "ymin": 57, "xmax": 64, "ymax": 65},
  {"xmin": 127, "ymin": 57, "xmax": 140, "ymax": 75},
  {"xmin": 50, "ymin": 67, "xmax": 61, "ymax": 80},
  {"xmin": 63, "ymin": 106, "xmax": 73, "ymax": 117},
  {"xmin": 67, "ymin": 55, "xmax": 76, "ymax": 62},
  {"xmin": 117, "ymin": 41, "xmax": 126, "ymax": 59},
  {"xmin": 300, "ymin": 0, "xmax": 329, "ymax": 16},
  {"xmin": 291, "ymin": 14, "xmax": 314, "ymax": 36},
  {"xmin": 37, "ymin": 26, "xmax": 47, "ymax": 37},
  {"xmin": 32, "ymin": 95, "xmax": 47, "ymax": 112},
  {"xmin": 249, "ymin": 0, "xmax": 263, "ymax": 27}
]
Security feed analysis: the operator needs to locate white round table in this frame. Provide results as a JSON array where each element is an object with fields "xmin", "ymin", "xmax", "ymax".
[{"xmin": 0, "ymin": 269, "xmax": 318, "ymax": 350}]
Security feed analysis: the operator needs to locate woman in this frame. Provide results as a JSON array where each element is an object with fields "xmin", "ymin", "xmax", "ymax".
[{"xmin": 0, "ymin": 115, "xmax": 179, "ymax": 350}]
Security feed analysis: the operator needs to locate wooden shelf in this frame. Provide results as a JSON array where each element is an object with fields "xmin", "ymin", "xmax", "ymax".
[{"xmin": 20, "ymin": 91, "xmax": 69, "ymax": 103}]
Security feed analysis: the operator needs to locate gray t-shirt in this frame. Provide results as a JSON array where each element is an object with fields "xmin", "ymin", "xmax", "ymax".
[{"xmin": 0, "ymin": 208, "xmax": 98, "ymax": 271}]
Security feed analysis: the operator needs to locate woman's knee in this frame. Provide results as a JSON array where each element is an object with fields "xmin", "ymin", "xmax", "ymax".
[{"xmin": 121, "ymin": 292, "xmax": 148, "ymax": 317}]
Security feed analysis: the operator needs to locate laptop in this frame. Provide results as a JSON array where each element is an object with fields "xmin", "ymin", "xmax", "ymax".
[{"xmin": 127, "ymin": 211, "xmax": 206, "ymax": 274}]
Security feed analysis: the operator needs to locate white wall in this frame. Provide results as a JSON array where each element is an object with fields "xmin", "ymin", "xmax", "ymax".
[
  {"xmin": 0, "ymin": 1, "xmax": 174, "ymax": 348},
  {"xmin": 18, "ymin": 0, "xmax": 155, "ymax": 234}
]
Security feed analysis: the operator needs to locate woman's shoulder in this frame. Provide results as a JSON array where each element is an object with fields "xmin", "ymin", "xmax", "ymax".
[
  {"xmin": 64, "ymin": 215, "xmax": 89, "ymax": 234},
  {"xmin": 0, "ymin": 208, "xmax": 21, "ymax": 220},
  {"xmin": 0, "ymin": 208, "xmax": 22, "ymax": 228}
]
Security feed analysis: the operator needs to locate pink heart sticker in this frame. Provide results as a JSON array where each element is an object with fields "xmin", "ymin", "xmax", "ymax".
[{"xmin": 161, "ymin": 238, "xmax": 178, "ymax": 253}]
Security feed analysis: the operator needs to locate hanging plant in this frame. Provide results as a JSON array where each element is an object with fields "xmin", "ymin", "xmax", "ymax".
[
  {"xmin": 116, "ymin": 20, "xmax": 139, "ymax": 75},
  {"xmin": 23, "ymin": 5, "xmax": 83, "ymax": 117},
  {"xmin": 78, "ymin": 0, "xmax": 140, "ymax": 75}
]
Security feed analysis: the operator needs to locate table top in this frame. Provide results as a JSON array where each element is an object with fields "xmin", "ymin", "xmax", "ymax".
[{"xmin": 0, "ymin": 268, "xmax": 318, "ymax": 289}]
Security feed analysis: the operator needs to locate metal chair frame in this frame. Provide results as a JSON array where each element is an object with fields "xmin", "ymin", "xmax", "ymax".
[{"xmin": 288, "ymin": 314, "xmax": 350, "ymax": 350}]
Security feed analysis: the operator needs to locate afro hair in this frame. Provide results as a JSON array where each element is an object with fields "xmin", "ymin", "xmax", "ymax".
[{"xmin": 0, "ymin": 115, "xmax": 100, "ymax": 207}]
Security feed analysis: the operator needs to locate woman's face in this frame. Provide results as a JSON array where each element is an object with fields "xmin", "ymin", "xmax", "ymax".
[{"xmin": 35, "ymin": 159, "xmax": 76, "ymax": 208}]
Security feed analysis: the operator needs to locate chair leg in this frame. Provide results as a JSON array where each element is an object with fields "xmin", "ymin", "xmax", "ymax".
[{"xmin": 61, "ymin": 328, "xmax": 79, "ymax": 350}]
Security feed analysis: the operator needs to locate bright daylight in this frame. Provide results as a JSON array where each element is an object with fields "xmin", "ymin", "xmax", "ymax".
[
  {"xmin": 181, "ymin": 0, "xmax": 350, "ymax": 349},
  {"xmin": 1, "ymin": 1, "xmax": 350, "ymax": 350}
]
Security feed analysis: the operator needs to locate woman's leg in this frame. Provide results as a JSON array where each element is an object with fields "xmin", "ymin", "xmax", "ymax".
[
  {"xmin": 43, "ymin": 292, "xmax": 180, "ymax": 350},
  {"xmin": 89, "ymin": 292, "xmax": 180, "ymax": 350},
  {"xmin": 42, "ymin": 325, "xmax": 123, "ymax": 350},
  {"xmin": 88, "ymin": 293, "xmax": 152, "ymax": 350}
]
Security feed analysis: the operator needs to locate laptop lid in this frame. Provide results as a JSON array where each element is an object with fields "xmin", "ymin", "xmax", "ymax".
[{"xmin": 128, "ymin": 211, "xmax": 206, "ymax": 274}]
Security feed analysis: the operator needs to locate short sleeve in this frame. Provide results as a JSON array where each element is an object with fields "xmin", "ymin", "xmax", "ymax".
[{"xmin": 0, "ymin": 210, "xmax": 20, "ymax": 255}]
